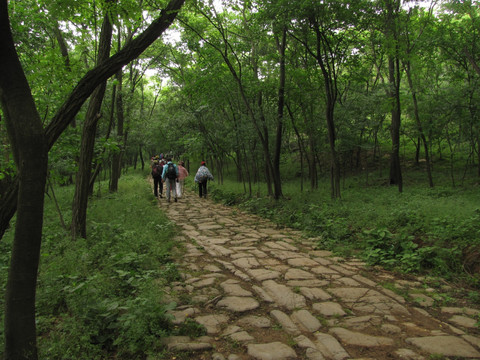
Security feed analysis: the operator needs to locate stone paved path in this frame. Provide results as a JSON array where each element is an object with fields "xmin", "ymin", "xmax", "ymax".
[{"xmin": 156, "ymin": 189, "xmax": 480, "ymax": 360}]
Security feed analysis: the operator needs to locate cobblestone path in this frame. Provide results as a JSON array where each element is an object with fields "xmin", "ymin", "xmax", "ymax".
[{"xmin": 157, "ymin": 190, "xmax": 480, "ymax": 360}]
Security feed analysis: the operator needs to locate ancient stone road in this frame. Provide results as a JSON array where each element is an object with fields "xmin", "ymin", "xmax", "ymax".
[{"xmin": 157, "ymin": 189, "xmax": 480, "ymax": 360}]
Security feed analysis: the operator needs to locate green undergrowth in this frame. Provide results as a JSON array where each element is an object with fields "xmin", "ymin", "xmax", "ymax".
[
  {"xmin": 207, "ymin": 171, "xmax": 480, "ymax": 291},
  {"xmin": 0, "ymin": 171, "xmax": 189, "ymax": 359}
]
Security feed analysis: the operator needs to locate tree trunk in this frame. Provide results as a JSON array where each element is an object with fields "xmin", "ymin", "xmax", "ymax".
[
  {"xmin": 0, "ymin": 1, "xmax": 48, "ymax": 358},
  {"xmin": 110, "ymin": 64, "xmax": 125, "ymax": 192},
  {"xmin": 0, "ymin": 0, "xmax": 186, "ymax": 241},
  {"xmin": 72, "ymin": 6, "xmax": 114, "ymax": 239},
  {"xmin": 385, "ymin": 0, "xmax": 403, "ymax": 192},
  {"xmin": 405, "ymin": 62, "xmax": 433, "ymax": 187},
  {"xmin": 272, "ymin": 25, "xmax": 287, "ymax": 200}
]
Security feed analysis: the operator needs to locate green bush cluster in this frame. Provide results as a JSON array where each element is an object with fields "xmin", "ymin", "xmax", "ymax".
[
  {"xmin": 1, "ymin": 173, "xmax": 182, "ymax": 359},
  {"xmin": 209, "ymin": 175, "xmax": 480, "ymax": 287}
]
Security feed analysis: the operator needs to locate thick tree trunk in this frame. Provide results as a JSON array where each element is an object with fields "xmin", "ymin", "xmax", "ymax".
[
  {"xmin": 0, "ymin": 0, "xmax": 186, "ymax": 240},
  {"xmin": 388, "ymin": 57, "xmax": 403, "ymax": 192},
  {"xmin": 72, "ymin": 7, "xmax": 114, "ymax": 239},
  {"xmin": 272, "ymin": 25, "xmax": 287, "ymax": 200},
  {"xmin": 385, "ymin": 0, "xmax": 403, "ymax": 192},
  {"xmin": 0, "ymin": 1, "xmax": 48, "ymax": 358},
  {"xmin": 326, "ymin": 103, "xmax": 340, "ymax": 199}
]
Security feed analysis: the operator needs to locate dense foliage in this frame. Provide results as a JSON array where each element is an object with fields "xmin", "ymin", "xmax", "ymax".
[
  {"xmin": 0, "ymin": 0, "xmax": 480, "ymax": 358},
  {"xmin": 0, "ymin": 173, "xmax": 193, "ymax": 359}
]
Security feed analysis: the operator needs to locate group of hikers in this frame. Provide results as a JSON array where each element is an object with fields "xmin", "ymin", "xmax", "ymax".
[{"xmin": 150, "ymin": 154, "xmax": 214, "ymax": 202}]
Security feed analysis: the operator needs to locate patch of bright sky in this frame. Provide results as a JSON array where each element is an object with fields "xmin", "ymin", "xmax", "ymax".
[{"xmin": 148, "ymin": 0, "xmax": 438, "ymax": 84}]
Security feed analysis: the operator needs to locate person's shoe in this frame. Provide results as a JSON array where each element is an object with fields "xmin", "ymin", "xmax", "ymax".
[{"xmin": 174, "ymin": 198, "xmax": 177, "ymax": 202}]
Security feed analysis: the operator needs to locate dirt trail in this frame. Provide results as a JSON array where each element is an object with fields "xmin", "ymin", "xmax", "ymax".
[{"xmin": 156, "ymin": 189, "xmax": 480, "ymax": 360}]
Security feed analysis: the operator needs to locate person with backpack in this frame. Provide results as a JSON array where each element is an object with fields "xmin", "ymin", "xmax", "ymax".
[
  {"xmin": 151, "ymin": 159, "xmax": 164, "ymax": 198},
  {"xmin": 161, "ymin": 157, "xmax": 179, "ymax": 202},
  {"xmin": 194, "ymin": 161, "xmax": 214, "ymax": 198}
]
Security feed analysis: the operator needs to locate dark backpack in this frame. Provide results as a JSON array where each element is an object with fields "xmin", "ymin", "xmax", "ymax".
[
  {"xmin": 152, "ymin": 164, "xmax": 163, "ymax": 178},
  {"xmin": 166, "ymin": 163, "xmax": 177, "ymax": 179}
]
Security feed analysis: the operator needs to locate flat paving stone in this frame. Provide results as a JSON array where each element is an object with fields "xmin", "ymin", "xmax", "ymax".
[
  {"xmin": 406, "ymin": 335, "xmax": 480, "ymax": 358},
  {"xmin": 220, "ymin": 281, "xmax": 253, "ymax": 296},
  {"xmin": 269, "ymin": 250, "xmax": 304, "ymax": 260},
  {"xmin": 237, "ymin": 315, "xmax": 272, "ymax": 328},
  {"xmin": 262, "ymin": 280, "xmax": 307, "ymax": 310},
  {"xmin": 286, "ymin": 279, "xmax": 328, "ymax": 287},
  {"xmin": 314, "ymin": 332, "xmax": 350, "ymax": 360},
  {"xmin": 248, "ymin": 268, "xmax": 282, "ymax": 281},
  {"xmin": 270, "ymin": 310, "xmax": 301, "ymax": 335},
  {"xmin": 311, "ymin": 265, "xmax": 339, "ymax": 275},
  {"xmin": 204, "ymin": 264, "xmax": 222, "ymax": 272},
  {"xmin": 229, "ymin": 331, "xmax": 255, "ymax": 343},
  {"xmin": 207, "ymin": 238, "xmax": 231, "ymax": 245},
  {"xmin": 312, "ymin": 302, "xmax": 346, "ymax": 317},
  {"xmin": 194, "ymin": 314, "xmax": 229, "ymax": 334},
  {"xmin": 247, "ymin": 342, "xmax": 297, "ymax": 360},
  {"xmin": 168, "ymin": 307, "xmax": 200, "ymax": 324},
  {"xmin": 217, "ymin": 296, "xmax": 260, "ymax": 312},
  {"xmin": 299, "ymin": 287, "xmax": 332, "ymax": 301},
  {"xmin": 394, "ymin": 348, "xmax": 425, "ymax": 359},
  {"xmin": 329, "ymin": 287, "xmax": 409, "ymax": 315},
  {"xmin": 287, "ymin": 257, "xmax": 321, "ymax": 267},
  {"xmin": 252, "ymin": 285, "xmax": 275, "ymax": 303},
  {"xmin": 264, "ymin": 241, "xmax": 290, "ymax": 250},
  {"xmin": 291, "ymin": 309, "xmax": 322, "ymax": 332},
  {"xmin": 232, "ymin": 257, "xmax": 261, "ymax": 269},
  {"xmin": 294, "ymin": 334, "xmax": 318, "ymax": 350},
  {"xmin": 339, "ymin": 315, "xmax": 383, "ymax": 331},
  {"xmin": 284, "ymin": 268, "xmax": 316, "ymax": 280},
  {"xmin": 441, "ymin": 306, "xmax": 480, "ymax": 316},
  {"xmin": 198, "ymin": 224, "xmax": 224, "ymax": 231},
  {"xmin": 448, "ymin": 314, "xmax": 478, "ymax": 328},
  {"xmin": 410, "ymin": 292, "xmax": 435, "ymax": 307},
  {"xmin": 192, "ymin": 277, "xmax": 216, "ymax": 288},
  {"xmin": 329, "ymin": 327, "xmax": 394, "ymax": 347}
]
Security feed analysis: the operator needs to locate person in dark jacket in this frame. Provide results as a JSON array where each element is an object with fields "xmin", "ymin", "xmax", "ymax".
[
  {"xmin": 151, "ymin": 159, "xmax": 163, "ymax": 198},
  {"xmin": 161, "ymin": 157, "xmax": 179, "ymax": 202},
  {"xmin": 194, "ymin": 161, "xmax": 214, "ymax": 198}
]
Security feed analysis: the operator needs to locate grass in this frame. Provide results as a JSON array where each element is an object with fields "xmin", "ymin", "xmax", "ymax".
[{"xmin": 0, "ymin": 170, "xmax": 184, "ymax": 359}]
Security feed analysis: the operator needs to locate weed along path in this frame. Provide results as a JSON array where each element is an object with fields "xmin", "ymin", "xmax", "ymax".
[{"xmin": 155, "ymin": 190, "xmax": 480, "ymax": 360}]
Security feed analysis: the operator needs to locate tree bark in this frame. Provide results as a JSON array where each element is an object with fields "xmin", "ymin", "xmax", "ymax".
[
  {"xmin": 0, "ymin": 1, "xmax": 48, "ymax": 358},
  {"xmin": 110, "ymin": 68, "xmax": 124, "ymax": 192},
  {"xmin": 311, "ymin": 19, "xmax": 341, "ymax": 198},
  {"xmin": 110, "ymin": 29, "xmax": 125, "ymax": 193},
  {"xmin": 72, "ymin": 5, "xmax": 114, "ymax": 239},
  {"xmin": 0, "ymin": 0, "xmax": 186, "ymax": 240},
  {"xmin": 385, "ymin": 0, "xmax": 403, "ymax": 192},
  {"xmin": 405, "ymin": 61, "xmax": 433, "ymax": 187},
  {"xmin": 273, "ymin": 25, "xmax": 287, "ymax": 200}
]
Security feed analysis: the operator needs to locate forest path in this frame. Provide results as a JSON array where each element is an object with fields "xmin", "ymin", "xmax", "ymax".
[{"xmin": 155, "ymin": 188, "xmax": 480, "ymax": 360}]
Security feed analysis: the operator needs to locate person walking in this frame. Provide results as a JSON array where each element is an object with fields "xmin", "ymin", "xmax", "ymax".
[
  {"xmin": 194, "ymin": 161, "xmax": 214, "ymax": 198},
  {"xmin": 162, "ymin": 157, "xmax": 179, "ymax": 202},
  {"xmin": 176, "ymin": 161, "xmax": 189, "ymax": 198},
  {"xmin": 151, "ymin": 159, "xmax": 164, "ymax": 198}
]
